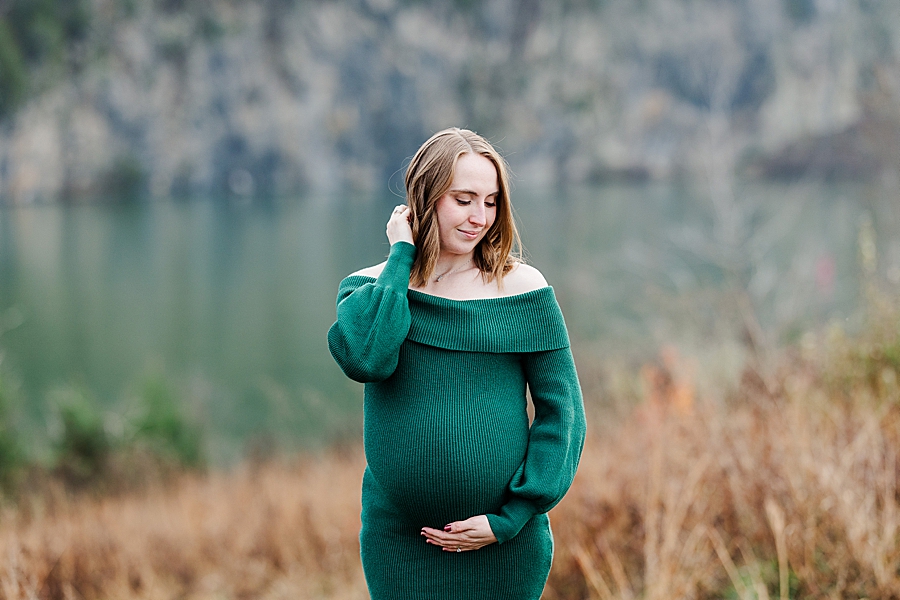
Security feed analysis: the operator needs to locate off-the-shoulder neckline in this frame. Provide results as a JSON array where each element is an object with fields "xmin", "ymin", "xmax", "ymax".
[
  {"xmin": 341, "ymin": 274, "xmax": 553, "ymax": 303},
  {"xmin": 336, "ymin": 275, "xmax": 569, "ymax": 352}
]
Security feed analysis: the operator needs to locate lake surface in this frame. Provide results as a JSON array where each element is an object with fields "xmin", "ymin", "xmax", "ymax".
[{"xmin": 0, "ymin": 181, "xmax": 897, "ymax": 461}]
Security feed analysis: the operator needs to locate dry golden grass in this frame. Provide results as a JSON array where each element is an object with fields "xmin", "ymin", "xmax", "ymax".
[
  {"xmin": 1, "ymin": 321, "xmax": 899, "ymax": 599},
  {"xmin": 0, "ymin": 450, "xmax": 369, "ymax": 599},
  {"xmin": 549, "ymin": 353, "xmax": 900, "ymax": 599}
]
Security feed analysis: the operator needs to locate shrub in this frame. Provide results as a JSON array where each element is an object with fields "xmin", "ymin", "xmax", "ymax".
[
  {"xmin": 133, "ymin": 376, "xmax": 204, "ymax": 470},
  {"xmin": 0, "ymin": 373, "xmax": 23, "ymax": 494},
  {"xmin": 0, "ymin": 19, "xmax": 28, "ymax": 118},
  {"xmin": 100, "ymin": 154, "xmax": 147, "ymax": 202},
  {"xmin": 52, "ymin": 388, "xmax": 111, "ymax": 489},
  {"xmin": 0, "ymin": 0, "xmax": 91, "ymax": 120}
]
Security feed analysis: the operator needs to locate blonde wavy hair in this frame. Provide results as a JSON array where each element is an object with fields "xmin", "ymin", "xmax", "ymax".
[{"xmin": 405, "ymin": 128, "xmax": 522, "ymax": 288}]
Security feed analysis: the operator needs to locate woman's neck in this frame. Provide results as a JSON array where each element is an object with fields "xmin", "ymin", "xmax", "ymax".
[
  {"xmin": 434, "ymin": 252, "xmax": 475, "ymax": 275},
  {"xmin": 430, "ymin": 252, "xmax": 478, "ymax": 285}
]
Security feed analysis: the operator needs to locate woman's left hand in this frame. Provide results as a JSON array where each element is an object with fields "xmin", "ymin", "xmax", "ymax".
[{"xmin": 420, "ymin": 515, "xmax": 497, "ymax": 552}]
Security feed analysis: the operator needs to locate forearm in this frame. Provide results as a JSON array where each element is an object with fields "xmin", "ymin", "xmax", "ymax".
[
  {"xmin": 490, "ymin": 347, "xmax": 586, "ymax": 543},
  {"xmin": 327, "ymin": 242, "xmax": 416, "ymax": 382}
]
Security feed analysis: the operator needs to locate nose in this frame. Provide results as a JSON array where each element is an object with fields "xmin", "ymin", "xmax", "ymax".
[{"xmin": 468, "ymin": 202, "xmax": 486, "ymax": 227}]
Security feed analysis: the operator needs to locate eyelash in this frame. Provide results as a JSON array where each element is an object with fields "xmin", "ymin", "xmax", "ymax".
[{"xmin": 456, "ymin": 199, "xmax": 497, "ymax": 207}]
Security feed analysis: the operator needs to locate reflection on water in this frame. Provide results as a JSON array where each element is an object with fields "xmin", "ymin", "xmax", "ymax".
[{"xmin": 0, "ymin": 182, "xmax": 896, "ymax": 461}]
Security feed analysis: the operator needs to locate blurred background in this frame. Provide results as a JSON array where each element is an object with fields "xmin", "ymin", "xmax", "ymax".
[{"xmin": 0, "ymin": 0, "xmax": 898, "ymax": 466}]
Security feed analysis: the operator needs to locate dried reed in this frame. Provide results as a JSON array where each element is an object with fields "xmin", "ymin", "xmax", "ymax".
[
  {"xmin": 548, "ymin": 339, "xmax": 900, "ymax": 599},
  {"xmin": 1, "ymin": 327, "xmax": 898, "ymax": 599},
  {"xmin": 0, "ymin": 450, "xmax": 369, "ymax": 599}
]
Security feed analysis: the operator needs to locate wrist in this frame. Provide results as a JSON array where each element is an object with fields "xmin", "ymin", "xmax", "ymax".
[
  {"xmin": 390, "ymin": 236, "xmax": 414, "ymax": 246},
  {"xmin": 376, "ymin": 241, "xmax": 416, "ymax": 290}
]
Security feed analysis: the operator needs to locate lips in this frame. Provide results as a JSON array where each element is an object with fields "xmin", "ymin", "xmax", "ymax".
[{"xmin": 458, "ymin": 229, "xmax": 481, "ymax": 240}]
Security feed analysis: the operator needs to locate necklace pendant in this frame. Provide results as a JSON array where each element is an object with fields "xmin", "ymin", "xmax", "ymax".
[{"xmin": 434, "ymin": 259, "xmax": 472, "ymax": 283}]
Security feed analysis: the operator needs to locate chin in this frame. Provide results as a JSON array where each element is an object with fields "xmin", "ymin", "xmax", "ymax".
[
  {"xmin": 444, "ymin": 242, "xmax": 480, "ymax": 256},
  {"xmin": 439, "ymin": 228, "xmax": 489, "ymax": 253}
]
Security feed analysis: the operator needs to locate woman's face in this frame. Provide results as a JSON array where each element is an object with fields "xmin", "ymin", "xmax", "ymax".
[{"xmin": 434, "ymin": 153, "xmax": 499, "ymax": 256}]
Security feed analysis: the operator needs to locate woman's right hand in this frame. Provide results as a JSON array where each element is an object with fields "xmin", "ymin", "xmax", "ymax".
[{"xmin": 386, "ymin": 205, "xmax": 414, "ymax": 246}]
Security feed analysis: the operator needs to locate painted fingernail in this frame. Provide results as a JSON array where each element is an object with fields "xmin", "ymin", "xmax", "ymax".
[{"xmin": 444, "ymin": 526, "xmax": 451, "ymax": 531}]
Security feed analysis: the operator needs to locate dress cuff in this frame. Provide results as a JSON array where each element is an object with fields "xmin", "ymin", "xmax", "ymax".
[
  {"xmin": 487, "ymin": 497, "xmax": 539, "ymax": 544},
  {"xmin": 376, "ymin": 241, "xmax": 415, "ymax": 291}
]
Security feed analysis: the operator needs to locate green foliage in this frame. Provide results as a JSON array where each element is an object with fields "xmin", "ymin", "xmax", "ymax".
[
  {"xmin": 855, "ymin": 332, "xmax": 900, "ymax": 396},
  {"xmin": 46, "ymin": 376, "xmax": 204, "ymax": 492},
  {"xmin": 53, "ymin": 388, "xmax": 111, "ymax": 487},
  {"xmin": 0, "ymin": 19, "xmax": 28, "ymax": 118},
  {"xmin": 134, "ymin": 377, "xmax": 203, "ymax": 469},
  {"xmin": 720, "ymin": 559, "xmax": 800, "ymax": 600},
  {"xmin": 0, "ymin": 373, "xmax": 23, "ymax": 494},
  {"xmin": 0, "ymin": 0, "xmax": 91, "ymax": 121},
  {"xmin": 819, "ymin": 220, "xmax": 900, "ymax": 401},
  {"xmin": 4, "ymin": 0, "xmax": 91, "ymax": 64},
  {"xmin": 100, "ymin": 154, "xmax": 147, "ymax": 202},
  {"xmin": 815, "ymin": 297, "xmax": 900, "ymax": 403}
]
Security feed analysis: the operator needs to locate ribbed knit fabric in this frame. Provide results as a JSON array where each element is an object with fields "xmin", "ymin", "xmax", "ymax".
[{"xmin": 328, "ymin": 241, "xmax": 586, "ymax": 600}]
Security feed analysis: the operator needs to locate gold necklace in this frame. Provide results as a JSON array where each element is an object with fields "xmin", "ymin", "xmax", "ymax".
[{"xmin": 434, "ymin": 259, "xmax": 473, "ymax": 283}]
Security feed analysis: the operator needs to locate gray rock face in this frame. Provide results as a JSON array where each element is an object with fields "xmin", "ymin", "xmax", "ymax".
[{"xmin": 0, "ymin": 0, "xmax": 898, "ymax": 203}]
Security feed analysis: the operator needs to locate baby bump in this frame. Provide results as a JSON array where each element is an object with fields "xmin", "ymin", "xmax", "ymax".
[{"xmin": 364, "ymin": 396, "xmax": 530, "ymax": 525}]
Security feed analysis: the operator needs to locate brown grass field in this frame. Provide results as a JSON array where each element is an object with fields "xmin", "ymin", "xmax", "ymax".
[{"xmin": 1, "ymin": 316, "xmax": 898, "ymax": 599}]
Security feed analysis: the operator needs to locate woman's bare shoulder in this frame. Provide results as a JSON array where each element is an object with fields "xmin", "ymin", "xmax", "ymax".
[
  {"xmin": 350, "ymin": 262, "xmax": 387, "ymax": 279},
  {"xmin": 502, "ymin": 262, "xmax": 549, "ymax": 295}
]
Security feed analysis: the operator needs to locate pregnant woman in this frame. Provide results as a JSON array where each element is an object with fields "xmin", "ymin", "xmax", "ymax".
[{"xmin": 328, "ymin": 127, "xmax": 585, "ymax": 599}]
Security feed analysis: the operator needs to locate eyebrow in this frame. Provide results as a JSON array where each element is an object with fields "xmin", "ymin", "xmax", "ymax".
[{"xmin": 449, "ymin": 188, "xmax": 500, "ymax": 196}]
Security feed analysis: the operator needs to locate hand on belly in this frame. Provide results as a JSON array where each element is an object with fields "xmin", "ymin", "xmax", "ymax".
[{"xmin": 420, "ymin": 515, "xmax": 497, "ymax": 552}]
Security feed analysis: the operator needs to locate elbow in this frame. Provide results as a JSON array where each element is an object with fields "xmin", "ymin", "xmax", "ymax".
[
  {"xmin": 331, "ymin": 351, "xmax": 397, "ymax": 383},
  {"xmin": 328, "ymin": 330, "xmax": 395, "ymax": 382},
  {"xmin": 327, "ymin": 321, "xmax": 404, "ymax": 383},
  {"xmin": 340, "ymin": 361, "xmax": 395, "ymax": 383}
]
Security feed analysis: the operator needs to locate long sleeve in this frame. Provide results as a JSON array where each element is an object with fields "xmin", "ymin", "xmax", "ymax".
[
  {"xmin": 487, "ymin": 346, "xmax": 586, "ymax": 544},
  {"xmin": 327, "ymin": 241, "xmax": 415, "ymax": 383}
]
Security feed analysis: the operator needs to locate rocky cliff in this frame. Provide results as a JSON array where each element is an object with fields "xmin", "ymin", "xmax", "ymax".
[{"xmin": 0, "ymin": 0, "xmax": 898, "ymax": 203}]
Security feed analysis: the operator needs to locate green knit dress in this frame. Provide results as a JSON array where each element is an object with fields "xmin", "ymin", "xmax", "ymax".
[{"xmin": 328, "ymin": 241, "xmax": 586, "ymax": 600}]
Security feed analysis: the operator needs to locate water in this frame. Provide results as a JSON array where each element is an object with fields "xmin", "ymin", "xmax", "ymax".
[{"xmin": 0, "ymin": 182, "xmax": 896, "ymax": 461}]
